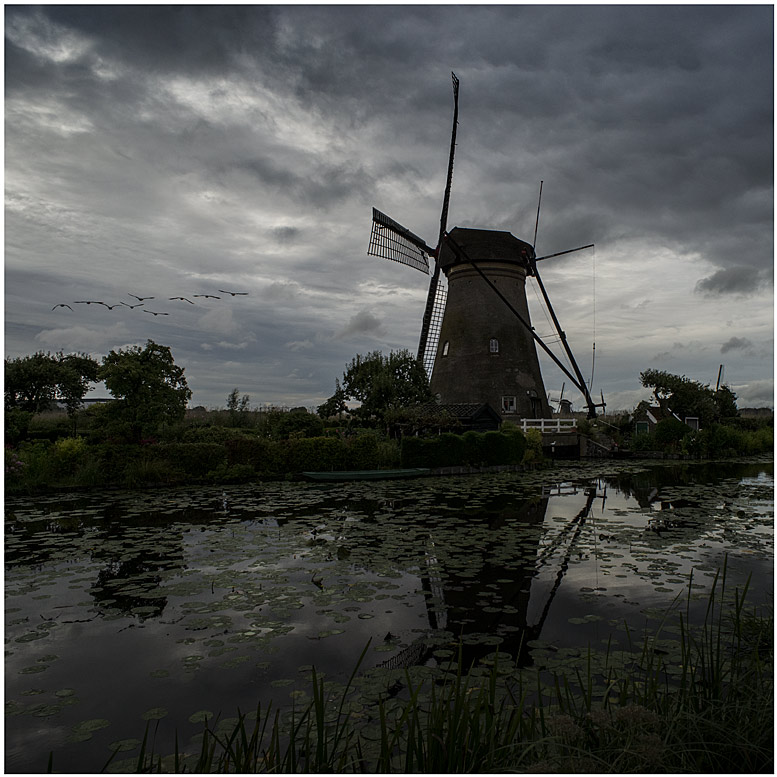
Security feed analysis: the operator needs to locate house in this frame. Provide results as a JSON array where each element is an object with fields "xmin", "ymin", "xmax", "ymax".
[{"xmin": 634, "ymin": 404, "xmax": 699, "ymax": 434}]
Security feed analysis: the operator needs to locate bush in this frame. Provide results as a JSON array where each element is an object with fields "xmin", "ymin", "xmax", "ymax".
[
  {"xmin": 284, "ymin": 437, "xmax": 347, "ymax": 472},
  {"xmin": 122, "ymin": 456, "xmax": 184, "ymax": 488},
  {"xmin": 461, "ymin": 431, "xmax": 487, "ymax": 465},
  {"xmin": 401, "ymin": 429, "xmax": 527, "ymax": 469},
  {"xmin": 5, "ymin": 410, "xmax": 32, "ymax": 445},
  {"xmin": 180, "ymin": 426, "xmax": 250, "ymax": 444},
  {"xmin": 345, "ymin": 431, "xmax": 380, "ymax": 469},
  {"xmin": 206, "ymin": 462, "xmax": 256, "ymax": 483},
  {"xmin": 152, "ymin": 443, "xmax": 227, "ymax": 478},
  {"xmin": 264, "ymin": 411, "xmax": 324, "ymax": 440},
  {"xmin": 654, "ymin": 418, "xmax": 690, "ymax": 449},
  {"xmin": 522, "ymin": 428, "xmax": 544, "ymax": 465},
  {"xmin": 225, "ymin": 436, "xmax": 284, "ymax": 473}
]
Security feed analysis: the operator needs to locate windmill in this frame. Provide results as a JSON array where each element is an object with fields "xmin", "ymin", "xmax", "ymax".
[{"xmin": 367, "ymin": 73, "xmax": 602, "ymax": 419}]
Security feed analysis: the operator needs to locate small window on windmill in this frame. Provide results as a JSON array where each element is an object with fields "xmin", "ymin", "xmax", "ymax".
[
  {"xmin": 685, "ymin": 416, "xmax": 700, "ymax": 431},
  {"xmin": 636, "ymin": 421, "xmax": 649, "ymax": 435},
  {"xmin": 442, "ymin": 340, "xmax": 449, "ymax": 357},
  {"xmin": 502, "ymin": 396, "xmax": 516, "ymax": 414},
  {"xmin": 489, "ymin": 338, "xmax": 499, "ymax": 354}
]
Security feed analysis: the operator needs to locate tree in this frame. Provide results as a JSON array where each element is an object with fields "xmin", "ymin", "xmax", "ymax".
[
  {"xmin": 639, "ymin": 369, "xmax": 726, "ymax": 427},
  {"xmin": 226, "ymin": 388, "xmax": 251, "ymax": 427},
  {"xmin": 319, "ymin": 350, "xmax": 433, "ymax": 426},
  {"xmin": 713, "ymin": 384, "xmax": 739, "ymax": 420},
  {"xmin": 99, "ymin": 340, "xmax": 192, "ymax": 440},
  {"xmin": 5, "ymin": 351, "xmax": 100, "ymax": 436}
]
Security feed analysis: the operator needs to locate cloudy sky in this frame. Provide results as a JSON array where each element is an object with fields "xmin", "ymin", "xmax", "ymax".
[{"xmin": 5, "ymin": 5, "xmax": 774, "ymax": 412}]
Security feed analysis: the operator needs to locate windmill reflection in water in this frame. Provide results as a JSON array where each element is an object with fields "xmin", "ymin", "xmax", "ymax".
[{"xmin": 376, "ymin": 482, "xmax": 606, "ymax": 673}]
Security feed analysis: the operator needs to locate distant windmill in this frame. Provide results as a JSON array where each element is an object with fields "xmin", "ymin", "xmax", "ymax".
[
  {"xmin": 548, "ymin": 383, "xmax": 566, "ymax": 412},
  {"xmin": 366, "ymin": 73, "xmax": 602, "ymax": 418}
]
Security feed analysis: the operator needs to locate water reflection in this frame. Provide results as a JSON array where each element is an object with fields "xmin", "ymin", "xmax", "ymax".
[
  {"xmin": 4, "ymin": 461, "xmax": 772, "ymax": 774},
  {"xmin": 396, "ymin": 485, "xmax": 602, "ymax": 670}
]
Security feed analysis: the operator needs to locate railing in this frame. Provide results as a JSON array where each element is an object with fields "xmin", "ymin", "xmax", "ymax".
[{"xmin": 520, "ymin": 418, "xmax": 578, "ymax": 433}]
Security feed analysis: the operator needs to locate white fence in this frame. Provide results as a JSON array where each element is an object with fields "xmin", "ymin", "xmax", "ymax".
[{"xmin": 519, "ymin": 418, "xmax": 577, "ymax": 433}]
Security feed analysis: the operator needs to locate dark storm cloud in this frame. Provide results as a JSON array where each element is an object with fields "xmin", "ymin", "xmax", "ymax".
[
  {"xmin": 696, "ymin": 266, "xmax": 773, "ymax": 296},
  {"xmin": 720, "ymin": 336, "xmax": 755, "ymax": 354}
]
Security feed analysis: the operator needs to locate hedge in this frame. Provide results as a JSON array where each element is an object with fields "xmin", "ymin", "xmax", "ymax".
[
  {"xmin": 401, "ymin": 428, "xmax": 526, "ymax": 468},
  {"xmin": 152, "ymin": 443, "xmax": 227, "ymax": 477}
]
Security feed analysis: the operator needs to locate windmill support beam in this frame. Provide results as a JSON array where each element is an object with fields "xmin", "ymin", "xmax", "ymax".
[
  {"xmin": 443, "ymin": 235, "xmax": 599, "ymax": 418},
  {"xmin": 529, "ymin": 259, "xmax": 599, "ymax": 418}
]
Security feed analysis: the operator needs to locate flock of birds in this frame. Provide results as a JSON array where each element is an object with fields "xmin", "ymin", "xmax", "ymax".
[{"xmin": 52, "ymin": 291, "xmax": 248, "ymax": 316}]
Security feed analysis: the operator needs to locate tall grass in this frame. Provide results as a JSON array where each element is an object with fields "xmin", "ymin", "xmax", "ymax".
[{"xmin": 54, "ymin": 569, "xmax": 772, "ymax": 774}]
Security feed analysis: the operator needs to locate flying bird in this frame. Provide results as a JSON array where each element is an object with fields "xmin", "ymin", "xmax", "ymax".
[
  {"xmin": 119, "ymin": 301, "xmax": 143, "ymax": 309},
  {"xmin": 128, "ymin": 294, "xmax": 154, "ymax": 301},
  {"xmin": 169, "ymin": 296, "xmax": 195, "ymax": 304},
  {"xmin": 193, "ymin": 294, "xmax": 220, "ymax": 299},
  {"xmin": 143, "ymin": 310, "xmax": 169, "ymax": 316},
  {"xmin": 102, "ymin": 303, "xmax": 122, "ymax": 309},
  {"xmin": 74, "ymin": 300, "xmax": 105, "ymax": 305},
  {"xmin": 51, "ymin": 303, "xmax": 73, "ymax": 311},
  {"xmin": 218, "ymin": 290, "xmax": 249, "ymax": 296}
]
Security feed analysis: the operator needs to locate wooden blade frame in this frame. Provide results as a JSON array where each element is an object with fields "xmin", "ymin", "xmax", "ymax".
[
  {"xmin": 417, "ymin": 72, "xmax": 459, "ymax": 363},
  {"xmin": 421, "ymin": 276, "xmax": 447, "ymax": 378},
  {"xmin": 368, "ymin": 208, "xmax": 431, "ymax": 274}
]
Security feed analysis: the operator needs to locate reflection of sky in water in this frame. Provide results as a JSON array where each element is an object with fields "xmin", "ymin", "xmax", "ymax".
[{"xmin": 5, "ymin": 461, "xmax": 773, "ymax": 772}]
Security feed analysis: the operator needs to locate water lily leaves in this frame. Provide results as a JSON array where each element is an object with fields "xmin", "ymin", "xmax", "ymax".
[
  {"xmin": 108, "ymin": 737, "xmax": 141, "ymax": 752},
  {"xmin": 187, "ymin": 710, "xmax": 214, "ymax": 724},
  {"xmin": 68, "ymin": 718, "xmax": 110, "ymax": 742},
  {"xmin": 141, "ymin": 707, "xmax": 168, "ymax": 720}
]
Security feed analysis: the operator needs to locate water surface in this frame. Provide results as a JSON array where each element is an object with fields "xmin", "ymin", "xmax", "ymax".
[{"xmin": 5, "ymin": 459, "xmax": 773, "ymax": 772}]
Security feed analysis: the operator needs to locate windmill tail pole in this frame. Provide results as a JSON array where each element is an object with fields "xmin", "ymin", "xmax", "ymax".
[{"xmin": 530, "ymin": 259, "xmax": 599, "ymax": 418}]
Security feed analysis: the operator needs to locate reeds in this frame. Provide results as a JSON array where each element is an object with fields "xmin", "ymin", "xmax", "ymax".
[{"xmin": 56, "ymin": 568, "xmax": 772, "ymax": 773}]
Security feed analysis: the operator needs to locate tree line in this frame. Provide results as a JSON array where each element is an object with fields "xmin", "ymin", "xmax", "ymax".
[{"xmin": 5, "ymin": 340, "xmax": 190, "ymax": 443}]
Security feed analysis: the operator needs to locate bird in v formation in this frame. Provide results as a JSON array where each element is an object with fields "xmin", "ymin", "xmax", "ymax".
[{"xmin": 52, "ymin": 290, "xmax": 249, "ymax": 313}]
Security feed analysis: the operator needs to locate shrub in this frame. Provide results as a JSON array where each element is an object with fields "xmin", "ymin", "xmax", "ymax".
[
  {"xmin": 264, "ymin": 410, "xmax": 324, "ymax": 440},
  {"xmin": 180, "ymin": 426, "xmax": 250, "ymax": 445},
  {"xmin": 5, "ymin": 409, "xmax": 32, "ymax": 445},
  {"xmin": 152, "ymin": 443, "xmax": 227, "ymax": 478},
  {"xmin": 401, "ymin": 429, "xmax": 527, "ymax": 469},
  {"xmin": 122, "ymin": 456, "xmax": 184, "ymax": 488},
  {"xmin": 206, "ymin": 462, "xmax": 256, "ymax": 483},
  {"xmin": 522, "ymin": 428, "xmax": 544, "ymax": 465},
  {"xmin": 284, "ymin": 437, "xmax": 347, "ymax": 472},
  {"xmin": 53, "ymin": 436, "xmax": 87, "ymax": 461},
  {"xmin": 654, "ymin": 418, "xmax": 690, "ymax": 449},
  {"xmin": 225, "ymin": 436, "xmax": 284, "ymax": 473},
  {"xmin": 345, "ymin": 431, "xmax": 381, "ymax": 470},
  {"xmin": 461, "ymin": 431, "xmax": 487, "ymax": 465}
]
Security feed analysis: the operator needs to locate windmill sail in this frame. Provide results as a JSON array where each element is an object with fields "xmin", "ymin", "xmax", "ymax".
[
  {"xmin": 421, "ymin": 275, "xmax": 447, "ymax": 378},
  {"xmin": 368, "ymin": 208, "xmax": 431, "ymax": 274},
  {"xmin": 417, "ymin": 71, "xmax": 460, "ymax": 362}
]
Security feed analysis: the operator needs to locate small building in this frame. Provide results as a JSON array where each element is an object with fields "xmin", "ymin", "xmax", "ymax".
[{"xmin": 634, "ymin": 404, "xmax": 699, "ymax": 434}]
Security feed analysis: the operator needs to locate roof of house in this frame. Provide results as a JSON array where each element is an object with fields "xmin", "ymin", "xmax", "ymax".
[{"xmin": 419, "ymin": 402, "xmax": 502, "ymax": 422}]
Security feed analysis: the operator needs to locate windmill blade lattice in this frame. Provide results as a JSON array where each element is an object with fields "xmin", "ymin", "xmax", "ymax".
[
  {"xmin": 368, "ymin": 208, "xmax": 431, "ymax": 274},
  {"xmin": 421, "ymin": 275, "xmax": 447, "ymax": 378}
]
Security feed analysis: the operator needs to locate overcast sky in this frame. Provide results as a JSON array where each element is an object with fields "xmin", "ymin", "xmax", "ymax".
[{"xmin": 5, "ymin": 5, "xmax": 774, "ymax": 412}]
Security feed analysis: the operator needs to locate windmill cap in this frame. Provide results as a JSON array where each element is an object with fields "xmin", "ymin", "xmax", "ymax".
[{"xmin": 439, "ymin": 227, "xmax": 535, "ymax": 270}]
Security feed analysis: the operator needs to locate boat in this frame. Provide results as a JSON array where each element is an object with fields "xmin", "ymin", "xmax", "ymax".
[{"xmin": 301, "ymin": 468, "xmax": 431, "ymax": 482}]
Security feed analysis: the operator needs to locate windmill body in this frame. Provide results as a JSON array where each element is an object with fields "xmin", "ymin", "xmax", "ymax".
[{"xmin": 430, "ymin": 227, "xmax": 551, "ymax": 419}]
